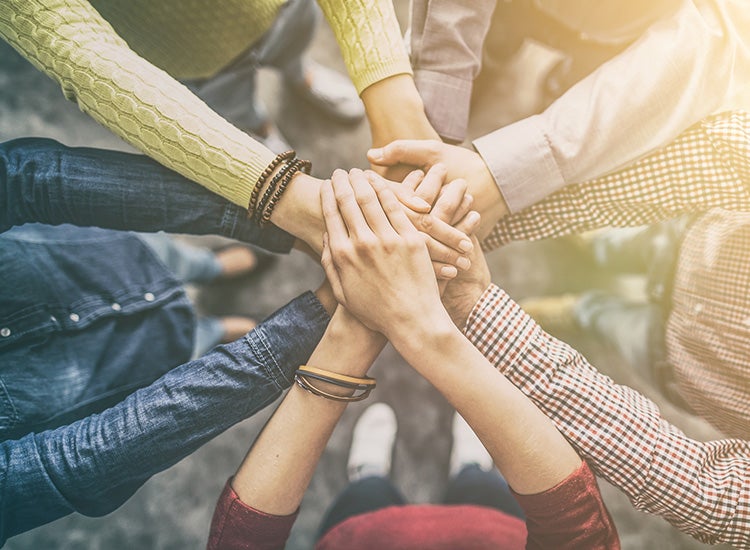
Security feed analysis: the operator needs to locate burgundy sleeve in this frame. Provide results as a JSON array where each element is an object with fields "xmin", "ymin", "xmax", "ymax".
[
  {"xmin": 207, "ymin": 479, "xmax": 298, "ymax": 550},
  {"xmin": 514, "ymin": 462, "xmax": 620, "ymax": 550}
]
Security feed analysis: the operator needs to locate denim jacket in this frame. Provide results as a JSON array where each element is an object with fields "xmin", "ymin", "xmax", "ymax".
[{"xmin": 0, "ymin": 279, "xmax": 329, "ymax": 544}]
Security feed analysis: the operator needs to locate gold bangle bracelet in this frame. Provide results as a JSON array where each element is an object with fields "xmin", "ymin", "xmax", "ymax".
[{"xmin": 294, "ymin": 374, "xmax": 373, "ymax": 402}]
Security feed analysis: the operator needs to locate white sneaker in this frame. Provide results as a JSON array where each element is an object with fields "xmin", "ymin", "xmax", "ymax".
[
  {"xmin": 347, "ymin": 402, "xmax": 397, "ymax": 482},
  {"xmin": 449, "ymin": 412, "xmax": 494, "ymax": 477},
  {"xmin": 288, "ymin": 59, "xmax": 365, "ymax": 123}
]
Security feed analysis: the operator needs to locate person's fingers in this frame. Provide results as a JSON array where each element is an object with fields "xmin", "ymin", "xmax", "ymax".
[
  {"xmin": 365, "ymin": 170, "xmax": 430, "ymax": 212},
  {"xmin": 406, "ymin": 210, "xmax": 473, "ymax": 254},
  {"xmin": 423, "ymin": 233, "xmax": 472, "ymax": 272},
  {"xmin": 414, "ymin": 164, "xmax": 447, "ymax": 205},
  {"xmin": 367, "ymin": 139, "xmax": 442, "ymax": 168},
  {"xmin": 349, "ymin": 168, "xmax": 396, "ymax": 237},
  {"xmin": 320, "ymin": 233, "xmax": 346, "ymax": 305},
  {"xmin": 433, "ymin": 261, "xmax": 458, "ymax": 280},
  {"xmin": 369, "ymin": 176, "xmax": 418, "ymax": 236},
  {"xmin": 454, "ymin": 211, "xmax": 481, "ymax": 237},
  {"xmin": 431, "ymin": 178, "xmax": 467, "ymax": 223},
  {"xmin": 402, "ymin": 169, "xmax": 425, "ymax": 191},
  {"xmin": 451, "ymin": 193, "xmax": 474, "ymax": 226},
  {"xmin": 320, "ymin": 178, "xmax": 349, "ymax": 248},
  {"xmin": 331, "ymin": 169, "xmax": 372, "ymax": 239}
]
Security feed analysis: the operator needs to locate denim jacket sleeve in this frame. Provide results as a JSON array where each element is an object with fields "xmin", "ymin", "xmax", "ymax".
[
  {"xmin": 0, "ymin": 137, "xmax": 295, "ymax": 253},
  {"xmin": 0, "ymin": 291, "xmax": 329, "ymax": 545}
]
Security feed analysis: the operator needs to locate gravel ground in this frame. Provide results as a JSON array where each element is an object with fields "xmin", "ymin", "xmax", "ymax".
[{"xmin": 1, "ymin": 4, "xmax": 730, "ymax": 548}]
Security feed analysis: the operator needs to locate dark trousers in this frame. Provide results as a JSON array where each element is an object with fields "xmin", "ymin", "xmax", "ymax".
[{"xmin": 318, "ymin": 465, "xmax": 525, "ymax": 540}]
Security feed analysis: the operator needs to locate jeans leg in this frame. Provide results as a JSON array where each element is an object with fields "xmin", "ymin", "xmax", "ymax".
[
  {"xmin": 443, "ymin": 465, "xmax": 525, "ymax": 520},
  {"xmin": 0, "ymin": 138, "xmax": 295, "ymax": 253},
  {"xmin": 255, "ymin": 0, "xmax": 317, "ymax": 83},
  {"xmin": 575, "ymin": 291, "xmax": 663, "ymax": 379},
  {"xmin": 193, "ymin": 316, "xmax": 225, "ymax": 358},
  {"xmin": 317, "ymin": 476, "xmax": 406, "ymax": 539},
  {"xmin": 185, "ymin": 0, "xmax": 316, "ymax": 131},
  {"xmin": 136, "ymin": 232, "xmax": 222, "ymax": 284}
]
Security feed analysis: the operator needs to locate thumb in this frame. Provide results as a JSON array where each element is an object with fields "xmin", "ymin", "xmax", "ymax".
[{"xmin": 367, "ymin": 139, "xmax": 440, "ymax": 168}]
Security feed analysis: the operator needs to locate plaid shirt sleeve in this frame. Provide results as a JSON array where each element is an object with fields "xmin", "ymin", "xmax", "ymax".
[
  {"xmin": 464, "ymin": 284, "xmax": 750, "ymax": 547},
  {"xmin": 483, "ymin": 111, "xmax": 750, "ymax": 251}
]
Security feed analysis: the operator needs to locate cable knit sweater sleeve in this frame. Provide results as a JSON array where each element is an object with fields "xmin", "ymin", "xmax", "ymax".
[
  {"xmin": 317, "ymin": 0, "xmax": 413, "ymax": 94},
  {"xmin": 0, "ymin": 0, "xmax": 275, "ymax": 209}
]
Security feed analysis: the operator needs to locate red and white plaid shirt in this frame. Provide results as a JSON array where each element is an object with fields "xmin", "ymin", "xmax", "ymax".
[
  {"xmin": 464, "ymin": 285, "xmax": 750, "ymax": 548},
  {"xmin": 485, "ymin": 110, "xmax": 750, "ymax": 439},
  {"xmin": 469, "ymin": 111, "xmax": 750, "ymax": 546}
]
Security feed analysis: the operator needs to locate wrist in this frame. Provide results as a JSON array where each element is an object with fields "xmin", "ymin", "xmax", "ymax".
[
  {"xmin": 270, "ymin": 172, "xmax": 325, "ymax": 253},
  {"xmin": 445, "ymin": 283, "xmax": 491, "ymax": 330},
  {"xmin": 363, "ymin": 75, "xmax": 438, "ymax": 145},
  {"xmin": 386, "ymin": 308, "xmax": 458, "ymax": 361}
]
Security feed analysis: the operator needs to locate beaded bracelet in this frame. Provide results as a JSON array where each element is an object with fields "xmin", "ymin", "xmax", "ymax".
[
  {"xmin": 259, "ymin": 158, "xmax": 312, "ymax": 227},
  {"xmin": 294, "ymin": 373, "xmax": 374, "ymax": 402},
  {"xmin": 252, "ymin": 157, "xmax": 298, "ymax": 225},
  {"xmin": 248, "ymin": 150, "xmax": 295, "ymax": 216}
]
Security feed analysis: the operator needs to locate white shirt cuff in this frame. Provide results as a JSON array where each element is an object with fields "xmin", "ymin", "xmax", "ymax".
[{"xmin": 472, "ymin": 115, "xmax": 565, "ymax": 213}]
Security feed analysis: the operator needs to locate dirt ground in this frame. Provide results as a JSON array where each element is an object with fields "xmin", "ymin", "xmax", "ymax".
[{"xmin": 0, "ymin": 3, "xmax": 731, "ymax": 549}]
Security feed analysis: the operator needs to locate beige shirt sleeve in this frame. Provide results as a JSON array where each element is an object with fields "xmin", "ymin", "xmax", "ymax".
[
  {"xmin": 0, "ymin": 0, "xmax": 276, "ymax": 209},
  {"xmin": 410, "ymin": 0, "xmax": 498, "ymax": 143},
  {"xmin": 473, "ymin": 0, "xmax": 750, "ymax": 213}
]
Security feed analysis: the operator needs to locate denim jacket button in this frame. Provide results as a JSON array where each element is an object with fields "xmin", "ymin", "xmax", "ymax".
[
  {"xmin": 0, "ymin": 327, "xmax": 10, "ymax": 337},
  {"xmin": 69, "ymin": 313, "xmax": 80, "ymax": 322},
  {"xmin": 111, "ymin": 303, "xmax": 122, "ymax": 312},
  {"xmin": 144, "ymin": 292, "xmax": 155, "ymax": 302}
]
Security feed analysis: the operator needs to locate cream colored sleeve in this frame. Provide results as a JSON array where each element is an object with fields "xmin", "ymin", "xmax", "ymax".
[
  {"xmin": 316, "ymin": 0, "xmax": 413, "ymax": 94},
  {"xmin": 0, "ymin": 0, "xmax": 275, "ymax": 208}
]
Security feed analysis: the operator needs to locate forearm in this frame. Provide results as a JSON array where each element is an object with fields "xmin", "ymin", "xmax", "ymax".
[
  {"xmin": 230, "ymin": 307, "xmax": 385, "ymax": 516},
  {"xmin": 0, "ymin": 292, "xmax": 330, "ymax": 544},
  {"xmin": 465, "ymin": 284, "xmax": 750, "ymax": 547},
  {"xmin": 362, "ymin": 74, "xmax": 439, "ymax": 147},
  {"xmin": 483, "ymin": 111, "xmax": 750, "ymax": 250},
  {"xmin": 473, "ymin": 0, "xmax": 750, "ymax": 214},
  {"xmin": 0, "ymin": 138, "xmax": 294, "ymax": 252},
  {"xmin": 390, "ymin": 316, "xmax": 580, "ymax": 495},
  {"xmin": 1, "ymin": 0, "xmax": 274, "ymax": 209}
]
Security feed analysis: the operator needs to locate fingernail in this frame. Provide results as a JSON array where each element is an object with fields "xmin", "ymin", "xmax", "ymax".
[
  {"xmin": 466, "ymin": 211, "xmax": 480, "ymax": 225},
  {"xmin": 440, "ymin": 265, "xmax": 458, "ymax": 278},
  {"xmin": 410, "ymin": 169, "xmax": 424, "ymax": 177},
  {"xmin": 368, "ymin": 148, "xmax": 384, "ymax": 162},
  {"xmin": 457, "ymin": 257, "xmax": 471, "ymax": 270},
  {"xmin": 408, "ymin": 196, "xmax": 431, "ymax": 210},
  {"xmin": 458, "ymin": 239, "xmax": 473, "ymax": 252}
]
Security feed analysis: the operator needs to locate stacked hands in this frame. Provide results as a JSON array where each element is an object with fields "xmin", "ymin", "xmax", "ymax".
[{"xmin": 318, "ymin": 166, "xmax": 491, "ymax": 336}]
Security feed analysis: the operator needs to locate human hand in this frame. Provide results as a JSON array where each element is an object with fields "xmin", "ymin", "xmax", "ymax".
[
  {"xmin": 367, "ymin": 140, "xmax": 509, "ymax": 238},
  {"xmin": 320, "ymin": 169, "xmax": 451, "ymax": 336},
  {"xmin": 361, "ymin": 75, "xmax": 440, "ymax": 181},
  {"xmin": 441, "ymin": 235, "xmax": 491, "ymax": 328}
]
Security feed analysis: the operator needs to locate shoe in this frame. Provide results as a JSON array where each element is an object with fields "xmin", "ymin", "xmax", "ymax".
[
  {"xmin": 449, "ymin": 412, "xmax": 494, "ymax": 477},
  {"xmin": 288, "ymin": 59, "xmax": 365, "ymax": 123},
  {"xmin": 245, "ymin": 121, "xmax": 292, "ymax": 154},
  {"xmin": 518, "ymin": 294, "xmax": 580, "ymax": 332},
  {"xmin": 347, "ymin": 402, "xmax": 397, "ymax": 482}
]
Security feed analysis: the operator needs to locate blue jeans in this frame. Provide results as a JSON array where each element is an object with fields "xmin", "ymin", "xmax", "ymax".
[
  {"xmin": 187, "ymin": 0, "xmax": 317, "ymax": 132},
  {"xmin": 0, "ymin": 137, "xmax": 295, "ymax": 253}
]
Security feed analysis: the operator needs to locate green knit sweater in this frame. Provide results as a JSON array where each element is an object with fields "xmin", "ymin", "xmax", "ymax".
[{"xmin": 0, "ymin": 0, "xmax": 412, "ymax": 208}]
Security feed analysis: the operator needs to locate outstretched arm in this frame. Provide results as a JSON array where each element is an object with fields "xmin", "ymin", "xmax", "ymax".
[{"xmin": 320, "ymin": 173, "xmax": 619, "ymax": 549}]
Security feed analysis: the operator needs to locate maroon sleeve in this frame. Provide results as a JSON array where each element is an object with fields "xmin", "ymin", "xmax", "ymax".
[
  {"xmin": 207, "ymin": 479, "xmax": 298, "ymax": 550},
  {"xmin": 513, "ymin": 461, "xmax": 620, "ymax": 550}
]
